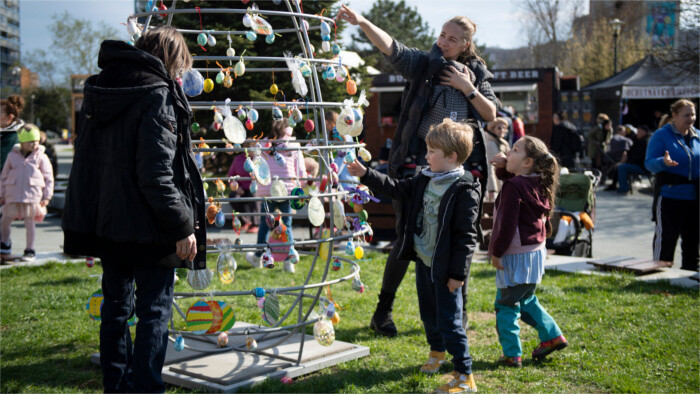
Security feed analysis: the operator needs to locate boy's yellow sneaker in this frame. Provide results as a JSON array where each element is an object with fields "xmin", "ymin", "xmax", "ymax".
[
  {"xmin": 436, "ymin": 372, "xmax": 477, "ymax": 393},
  {"xmin": 419, "ymin": 350, "xmax": 446, "ymax": 374}
]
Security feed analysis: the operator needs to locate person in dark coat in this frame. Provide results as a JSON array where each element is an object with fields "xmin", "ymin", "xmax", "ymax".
[
  {"xmin": 337, "ymin": 4, "xmax": 499, "ymax": 338},
  {"xmin": 61, "ymin": 27, "xmax": 206, "ymax": 392},
  {"xmin": 615, "ymin": 125, "xmax": 650, "ymax": 194},
  {"xmin": 550, "ymin": 111, "xmax": 581, "ymax": 169}
]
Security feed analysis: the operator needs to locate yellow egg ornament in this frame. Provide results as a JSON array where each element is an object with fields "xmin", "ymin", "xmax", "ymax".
[
  {"xmin": 203, "ymin": 78, "xmax": 214, "ymax": 93},
  {"xmin": 270, "ymin": 83, "xmax": 279, "ymax": 95},
  {"xmin": 354, "ymin": 246, "xmax": 364, "ymax": 259}
]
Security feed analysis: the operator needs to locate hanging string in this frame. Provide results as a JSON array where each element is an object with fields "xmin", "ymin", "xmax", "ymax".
[{"xmin": 195, "ymin": 7, "xmax": 207, "ymax": 52}]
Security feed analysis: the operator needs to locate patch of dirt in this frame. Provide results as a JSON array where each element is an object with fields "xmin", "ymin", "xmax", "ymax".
[{"xmin": 468, "ymin": 312, "xmax": 495, "ymax": 322}]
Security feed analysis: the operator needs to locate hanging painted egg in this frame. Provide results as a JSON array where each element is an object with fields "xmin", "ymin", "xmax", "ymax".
[
  {"xmin": 234, "ymin": 60, "xmax": 246, "ymax": 77},
  {"xmin": 288, "ymin": 118, "xmax": 297, "ymax": 127},
  {"xmin": 187, "ymin": 268, "xmax": 213, "ymax": 291},
  {"xmin": 320, "ymin": 21, "xmax": 331, "ymax": 36},
  {"xmin": 86, "ymin": 289, "xmax": 104, "ymax": 320},
  {"xmin": 352, "ymin": 276, "xmax": 365, "ymax": 293},
  {"xmin": 253, "ymin": 156, "xmax": 271, "ymax": 185},
  {"xmin": 321, "ymin": 41, "xmax": 331, "ymax": 52},
  {"xmin": 250, "ymin": 180, "xmax": 258, "ymax": 194},
  {"xmin": 244, "ymin": 156, "xmax": 255, "ymax": 173},
  {"xmin": 265, "ymin": 34, "xmax": 275, "ymax": 44},
  {"xmin": 358, "ymin": 209, "xmax": 369, "ymax": 222},
  {"xmin": 206, "ymin": 204, "xmax": 220, "ymax": 224},
  {"xmin": 290, "ymin": 187, "xmax": 306, "ymax": 210},
  {"xmin": 229, "ymin": 178, "xmax": 239, "ymax": 191},
  {"xmin": 214, "ymin": 112, "xmax": 224, "ymax": 124},
  {"xmin": 262, "ymin": 293, "xmax": 280, "ymax": 325},
  {"xmin": 273, "ymin": 151, "xmax": 286, "ymax": 167},
  {"xmin": 346, "ymin": 79, "xmax": 357, "ymax": 95},
  {"xmin": 307, "ymin": 196, "xmax": 325, "ymax": 227},
  {"xmin": 174, "ymin": 336, "xmax": 185, "ymax": 351},
  {"xmin": 246, "ymin": 336, "xmax": 258, "ymax": 350},
  {"xmin": 332, "ymin": 258, "xmax": 342, "ymax": 271},
  {"xmin": 251, "ymin": 15, "xmax": 274, "ymax": 35},
  {"xmin": 332, "ymin": 44, "xmax": 341, "ymax": 55},
  {"xmin": 207, "ymin": 33, "xmax": 216, "ymax": 46},
  {"xmin": 237, "ymin": 108, "xmax": 247, "ymax": 121},
  {"xmin": 215, "ymin": 211, "xmax": 225, "ymax": 228},
  {"xmin": 355, "ymin": 246, "xmax": 364, "ymax": 259},
  {"xmin": 330, "ymin": 163, "xmax": 339, "ymax": 174},
  {"xmin": 287, "ymin": 247, "xmax": 300, "ymax": 264},
  {"xmin": 262, "ymin": 249, "xmax": 275, "ymax": 269},
  {"xmin": 203, "ymin": 78, "xmax": 214, "ymax": 93},
  {"xmin": 232, "ymin": 216, "xmax": 242, "ymax": 234},
  {"xmin": 197, "ymin": 32, "xmax": 208, "ymax": 46},
  {"xmin": 304, "ymin": 119, "xmax": 315, "ymax": 133},
  {"xmin": 313, "ymin": 319, "xmax": 335, "ymax": 346},
  {"xmin": 333, "ymin": 200, "xmax": 345, "ymax": 228},
  {"xmin": 270, "ymin": 177, "xmax": 288, "ymax": 201},
  {"xmin": 226, "ymin": 47, "xmax": 235, "ymax": 58},
  {"xmin": 223, "ymin": 115, "xmax": 246, "ymax": 144},
  {"xmin": 217, "ymin": 332, "xmax": 229, "ymax": 347},
  {"xmin": 300, "ymin": 62, "xmax": 312, "ymax": 77},
  {"xmin": 216, "ymin": 252, "xmax": 235, "ymax": 284},
  {"xmin": 270, "ymin": 83, "xmax": 279, "ymax": 95},
  {"xmin": 213, "ymin": 120, "xmax": 221, "ymax": 130},
  {"xmin": 345, "ymin": 240, "xmax": 355, "ymax": 255},
  {"xmin": 245, "ymin": 118, "xmax": 254, "ymax": 131},
  {"xmin": 181, "ymin": 69, "xmax": 204, "ymax": 96},
  {"xmin": 254, "ymin": 287, "xmax": 266, "ymax": 298},
  {"xmin": 291, "ymin": 108, "xmax": 303, "ymax": 123},
  {"xmin": 325, "ymin": 66, "xmax": 335, "ymax": 80},
  {"xmin": 185, "ymin": 300, "xmax": 219, "ymax": 334},
  {"xmin": 242, "ymin": 13, "xmax": 252, "ymax": 27},
  {"xmin": 215, "ymin": 71, "xmax": 225, "ymax": 84},
  {"xmin": 358, "ymin": 147, "xmax": 371, "ymax": 162},
  {"xmin": 321, "ymin": 34, "xmax": 331, "ymax": 42},
  {"xmin": 223, "ymin": 73, "xmax": 233, "ymax": 88},
  {"xmin": 157, "ymin": 3, "xmax": 168, "ymax": 18},
  {"xmin": 246, "ymin": 31, "xmax": 257, "ymax": 41},
  {"xmin": 271, "ymin": 106, "xmax": 284, "ymax": 121},
  {"xmin": 247, "ymin": 108, "xmax": 259, "ymax": 123},
  {"xmin": 86, "ymin": 257, "xmax": 95, "ymax": 268}
]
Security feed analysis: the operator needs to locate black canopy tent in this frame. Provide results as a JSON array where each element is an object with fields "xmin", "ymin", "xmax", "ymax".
[{"xmin": 582, "ymin": 55, "xmax": 699, "ymax": 130}]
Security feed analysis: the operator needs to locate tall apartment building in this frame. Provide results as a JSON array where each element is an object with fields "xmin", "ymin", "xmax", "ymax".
[{"xmin": 0, "ymin": 0, "xmax": 20, "ymax": 96}]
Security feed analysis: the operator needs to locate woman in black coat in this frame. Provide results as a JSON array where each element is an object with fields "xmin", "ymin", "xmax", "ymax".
[{"xmin": 62, "ymin": 26, "xmax": 205, "ymax": 392}]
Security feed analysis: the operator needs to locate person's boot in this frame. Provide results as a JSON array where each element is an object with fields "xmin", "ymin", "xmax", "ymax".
[{"xmin": 369, "ymin": 291, "xmax": 397, "ymax": 337}]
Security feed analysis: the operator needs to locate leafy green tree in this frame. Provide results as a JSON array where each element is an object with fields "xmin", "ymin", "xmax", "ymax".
[
  {"xmin": 22, "ymin": 11, "xmax": 119, "ymax": 87},
  {"xmin": 21, "ymin": 86, "xmax": 72, "ymax": 132},
  {"xmin": 347, "ymin": 0, "xmax": 435, "ymax": 72}
]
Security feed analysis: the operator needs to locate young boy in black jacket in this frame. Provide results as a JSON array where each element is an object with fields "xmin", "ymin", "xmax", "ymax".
[{"xmin": 347, "ymin": 119, "xmax": 481, "ymax": 393}]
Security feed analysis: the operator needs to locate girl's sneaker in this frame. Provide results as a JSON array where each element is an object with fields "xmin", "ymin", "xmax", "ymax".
[
  {"xmin": 532, "ymin": 335, "xmax": 569, "ymax": 360},
  {"xmin": 436, "ymin": 372, "xmax": 477, "ymax": 393},
  {"xmin": 497, "ymin": 355, "xmax": 522, "ymax": 368},
  {"xmin": 21, "ymin": 249, "xmax": 36, "ymax": 262},
  {"xmin": 0, "ymin": 242, "xmax": 11, "ymax": 255},
  {"xmin": 419, "ymin": 350, "xmax": 445, "ymax": 374},
  {"xmin": 245, "ymin": 252, "xmax": 263, "ymax": 269},
  {"xmin": 283, "ymin": 259, "xmax": 295, "ymax": 273}
]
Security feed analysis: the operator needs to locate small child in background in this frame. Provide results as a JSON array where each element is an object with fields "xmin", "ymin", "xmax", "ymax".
[
  {"xmin": 246, "ymin": 119, "xmax": 307, "ymax": 272},
  {"xmin": 303, "ymin": 157, "xmax": 319, "ymax": 195},
  {"xmin": 227, "ymin": 141, "xmax": 259, "ymax": 233},
  {"xmin": 488, "ymin": 136, "xmax": 568, "ymax": 368},
  {"xmin": 347, "ymin": 119, "xmax": 481, "ymax": 393},
  {"xmin": 0, "ymin": 124, "xmax": 54, "ymax": 261}
]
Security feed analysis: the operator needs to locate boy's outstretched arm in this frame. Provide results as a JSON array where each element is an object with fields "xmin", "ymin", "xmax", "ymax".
[{"xmin": 347, "ymin": 159, "xmax": 415, "ymax": 201}]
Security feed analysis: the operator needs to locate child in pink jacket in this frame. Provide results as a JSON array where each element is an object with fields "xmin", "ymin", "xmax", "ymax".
[{"xmin": 0, "ymin": 124, "xmax": 54, "ymax": 261}]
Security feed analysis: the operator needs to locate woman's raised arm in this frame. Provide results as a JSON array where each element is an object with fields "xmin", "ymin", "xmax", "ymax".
[{"xmin": 337, "ymin": 5, "xmax": 393, "ymax": 56}]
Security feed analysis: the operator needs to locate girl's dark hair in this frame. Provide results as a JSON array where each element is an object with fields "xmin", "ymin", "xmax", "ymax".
[
  {"xmin": 135, "ymin": 26, "xmax": 192, "ymax": 78},
  {"xmin": 445, "ymin": 16, "xmax": 485, "ymax": 65},
  {"xmin": 520, "ymin": 136, "xmax": 559, "ymax": 236},
  {"xmin": 269, "ymin": 119, "xmax": 288, "ymax": 140},
  {"xmin": 1, "ymin": 95, "xmax": 25, "ymax": 120}
]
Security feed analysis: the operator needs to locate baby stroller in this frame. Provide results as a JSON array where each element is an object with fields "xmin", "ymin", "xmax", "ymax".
[{"xmin": 546, "ymin": 169, "xmax": 602, "ymax": 257}]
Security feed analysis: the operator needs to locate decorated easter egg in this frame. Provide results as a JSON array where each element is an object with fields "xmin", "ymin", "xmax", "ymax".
[
  {"xmin": 245, "ymin": 118, "xmax": 254, "ymax": 131},
  {"xmin": 226, "ymin": 47, "xmax": 235, "ymax": 57},
  {"xmin": 217, "ymin": 301, "xmax": 236, "ymax": 331},
  {"xmin": 287, "ymin": 247, "xmax": 300, "ymax": 264},
  {"xmin": 321, "ymin": 34, "xmax": 331, "ymax": 42},
  {"xmin": 197, "ymin": 32, "xmax": 208, "ymax": 46},
  {"xmin": 223, "ymin": 74, "xmax": 233, "ymax": 88},
  {"xmin": 270, "ymin": 83, "xmax": 279, "ymax": 95},
  {"xmin": 345, "ymin": 240, "xmax": 355, "ymax": 255},
  {"xmin": 187, "ymin": 268, "xmax": 213, "ymax": 290},
  {"xmin": 203, "ymin": 78, "xmax": 214, "ymax": 93},
  {"xmin": 247, "ymin": 108, "xmax": 259, "ymax": 123},
  {"xmin": 321, "ymin": 40, "xmax": 331, "ymax": 52},
  {"xmin": 251, "ymin": 15, "xmax": 273, "ymax": 35},
  {"xmin": 174, "ymin": 336, "xmax": 185, "ymax": 351},
  {"xmin": 242, "ymin": 13, "xmax": 252, "ymax": 27},
  {"xmin": 249, "ymin": 180, "xmax": 258, "ymax": 194},
  {"xmin": 246, "ymin": 31, "xmax": 257, "ymax": 41},
  {"xmin": 300, "ymin": 62, "xmax": 312, "ymax": 77},
  {"xmin": 157, "ymin": 3, "xmax": 168, "ymax": 18},
  {"xmin": 246, "ymin": 336, "xmax": 257, "ymax": 350},
  {"xmin": 215, "ymin": 71, "xmax": 225, "ymax": 84},
  {"xmin": 358, "ymin": 147, "xmax": 371, "ymax": 161},
  {"xmin": 271, "ymin": 106, "xmax": 284, "ymax": 121},
  {"xmin": 217, "ymin": 332, "xmax": 228, "ymax": 347},
  {"xmin": 86, "ymin": 257, "xmax": 95, "ymax": 268},
  {"xmin": 216, "ymin": 253, "xmax": 235, "ymax": 284},
  {"xmin": 232, "ymin": 216, "xmax": 242, "ymax": 234},
  {"xmin": 270, "ymin": 178, "xmax": 288, "ymax": 202},
  {"xmin": 291, "ymin": 108, "xmax": 303, "ymax": 123},
  {"xmin": 332, "ymin": 44, "xmax": 341, "ymax": 55},
  {"xmin": 223, "ymin": 115, "xmax": 246, "ymax": 144},
  {"xmin": 253, "ymin": 156, "xmax": 271, "ymax": 185},
  {"xmin": 355, "ymin": 246, "xmax": 364, "ymax": 259},
  {"xmin": 320, "ymin": 21, "xmax": 331, "ymax": 36},
  {"xmin": 262, "ymin": 293, "xmax": 280, "ymax": 325},
  {"xmin": 215, "ymin": 211, "xmax": 225, "ymax": 227},
  {"xmin": 185, "ymin": 300, "xmax": 216, "ymax": 334},
  {"xmin": 332, "ymin": 200, "xmax": 345, "ymax": 228},
  {"xmin": 290, "ymin": 187, "xmax": 306, "ymax": 210},
  {"xmin": 254, "ymin": 287, "xmax": 266, "ymax": 298},
  {"xmin": 332, "ymin": 258, "xmax": 342, "ymax": 271},
  {"xmin": 319, "ymin": 228, "xmax": 332, "ymax": 261},
  {"xmin": 288, "ymin": 118, "xmax": 297, "ymax": 127},
  {"xmin": 346, "ymin": 79, "xmax": 357, "ymax": 95},
  {"xmin": 304, "ymin": 119, "xmax": 315, "ymax": 133},
  {"xmin": 86, "ymin": 289, "xmax": 104, "ymax": 320},
  {"xmin": 214, "ymin": 112, "xmax": 224, "ymax": 124},
  {"xmin": 265, "ymin": 34, "xmax": 275, "ymax": 44},
  {"xmin": 313, "ymin": 319, "xmax": 335, "ymax": 346},
  {"xmin": 307, "ymin": 196, "xmax": 325, "ymax": 227},
  {"xmin": 234, "ymin": 60, "xmax": 246, "ymax": 77},
  {"xmin": 181, "ymin": 69, "xmax": 204, "ymax": 96},
  {"xmin": 207, "ymin": 33, "xmax": 216, "ymax": 46},
  {"xmin": 352, "ymin": 276, "xmax": 365, "ymax": 293}
]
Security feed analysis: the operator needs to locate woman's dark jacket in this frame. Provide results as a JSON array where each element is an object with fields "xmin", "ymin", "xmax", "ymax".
[
  {"xmin": 387, "ymin": 42, "xmax": 498, "ymax": 179},
  {"xmin": 62, "ymin": 40, "xmax": 206, "ymax": 269},
  {"xmin": 360, "ymin": 167, "xmax": 481, "ymax": 284}
]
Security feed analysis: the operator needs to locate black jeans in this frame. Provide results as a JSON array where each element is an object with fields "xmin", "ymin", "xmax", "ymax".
[
  {"xmin": 653, "ymin": 196, "xmax": 699, "ymax": 271},
  {"xmin": 100, "ymin": 255, "xmax": 175, "ymax": 393}
]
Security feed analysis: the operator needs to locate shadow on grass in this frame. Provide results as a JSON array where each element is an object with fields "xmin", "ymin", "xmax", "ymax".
[
  {"xmin": 561, "ymin": 275, "xmax": 697, "ymax": 296},
  {"xmin": 0, "ymin": 352, "xmax": 101, "ymax": 392},
  {"xmin": 334, "ymin": 325, "xmax": 425, "ymax": 343},
  {"xmin": 31, "ymin": 276, "xmax": 89, "ymax": 287}
]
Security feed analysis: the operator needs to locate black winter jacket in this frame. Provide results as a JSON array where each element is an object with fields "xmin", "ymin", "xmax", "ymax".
[
  {"xmin": 360, "ymin": 167, "xmax": 481, "ymax": 284},
  {"xmin": 62, "ymin": 41, "xmax": 206, "ymax": 269}
]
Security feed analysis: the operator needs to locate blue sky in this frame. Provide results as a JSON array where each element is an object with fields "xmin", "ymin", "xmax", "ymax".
[{"xmin": 20, "ymin": 0, "xmax": 573, "ymax": 60}]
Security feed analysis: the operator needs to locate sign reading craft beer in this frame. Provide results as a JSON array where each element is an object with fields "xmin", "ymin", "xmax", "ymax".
[{"xmin": 622, "ymin": 85, "xmax": 700, "ymax": 99}]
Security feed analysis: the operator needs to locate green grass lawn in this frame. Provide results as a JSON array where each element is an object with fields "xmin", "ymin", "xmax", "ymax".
[{"xmin": 1, "ymin": 252, "xmax": 698, "ymax": 393}]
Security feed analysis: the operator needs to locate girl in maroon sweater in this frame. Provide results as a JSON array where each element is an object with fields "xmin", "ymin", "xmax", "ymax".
[{"xmin": 488, "ymin": 136, "xmax": 568, "ymax": 368}]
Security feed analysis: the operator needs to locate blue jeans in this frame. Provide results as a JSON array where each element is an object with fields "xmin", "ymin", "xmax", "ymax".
[
  {"xmin": 100, "ymin": 256, "xmax": 175, "ymax": 393},
  {"xmin": 415, "ymin": 260, "xmax": 472, "ymax": 375},
  {"xmin": 495, "ymin": 284, "xmax": 562, "ymax": 357},
  {"xmin": 617, "ymin": 163, "xmax": 647, "ymax": 192},
  {"xmin": 255, "ymin": 200, "xmax": 292, "ymax": 256}
]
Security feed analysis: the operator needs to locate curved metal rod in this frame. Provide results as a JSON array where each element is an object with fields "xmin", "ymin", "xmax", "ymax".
[
  {"xmin": 192, "ymin": 55, "xmax": 340, "ymax": 64},
  {"xmin": 188, "ymin": 100, "xmax": 345, "ymax": 109},
  {"xmin": 176, "ymin": 26, "xmax": 320, "ymax": 35},
  {"xmin": 193, "ymin": 144, "xmax": 360, "ymax": 153},
  {"xmin": 204, "ymin": 228, "xmax": 370, "ymax": 251},
  {"xmin": 193, "ymin": 139, "xmax": 354, "ymax": 145},
  {"xmin": 133, "ymin": 8, "xmax": 337, "ymax": 24}
]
